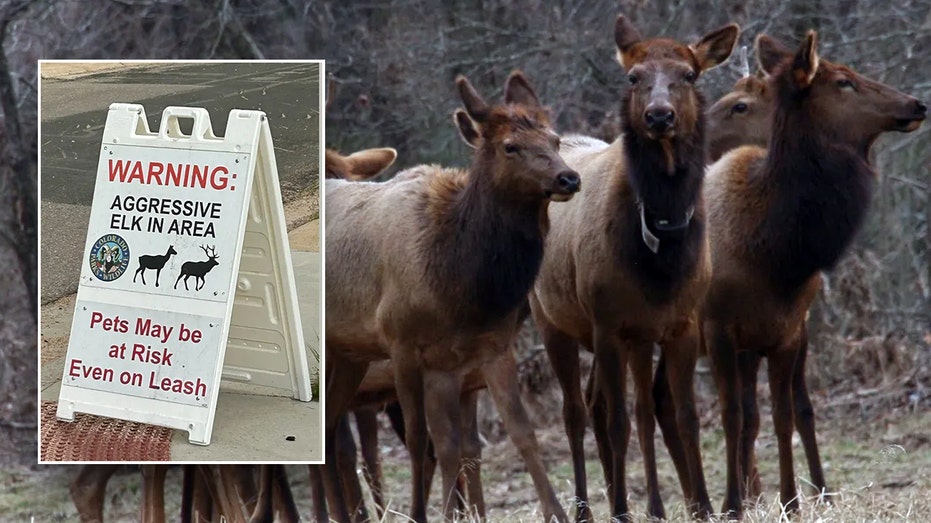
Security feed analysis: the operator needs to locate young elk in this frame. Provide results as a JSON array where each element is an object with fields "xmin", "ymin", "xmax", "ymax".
[
  {"xmin": 530, "ymin": 15, "xmax": 737, "ymax": 521},
  {"xmin": 701, "ymin": 31, "xmax": 926, "ymax": 516},
  {"xmin": 706, "ymin": 46, "xmax": 772, "ymax": 163},
  {"xmin": 324, "ymin": 71, "xmax": 579, "ymax": 523}
]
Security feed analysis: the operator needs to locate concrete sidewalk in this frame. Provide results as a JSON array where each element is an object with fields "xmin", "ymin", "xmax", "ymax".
[{"xmin": 40, "ymin": 221, "xmax": 322, "ymax": 462}]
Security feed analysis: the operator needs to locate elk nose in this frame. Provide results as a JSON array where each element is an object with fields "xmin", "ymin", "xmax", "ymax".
[
  {"xmin": 556, "ymin": 170, "xmax": 581, "ymax": 193},
  {"xmin": 645, "ymin": 107, "xmax": 676, "ymax": 132},
  {"xmin": 914, "ymin": 99, "xmax": 928, "ymax": 117}
]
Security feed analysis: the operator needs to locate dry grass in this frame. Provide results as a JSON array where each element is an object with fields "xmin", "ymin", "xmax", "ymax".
[{"xmin": 1, "ymin": 408, "xmax": 927, "ymax": 521}]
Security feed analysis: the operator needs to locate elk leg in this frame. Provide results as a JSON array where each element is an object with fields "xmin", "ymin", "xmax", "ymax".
[
  {"xmin": 154, "ymin": 268, "xmax": 161, "ymax": 287},
  {"xmin": 386, "ymin": 401, "xmax": 439, "ymax": 504},
  {"xmin": 629, "ymin": 342, "xmax": 665, "ymax": 519},
  {"xmin": 792, "ymin": 324, "xmax": 829, "ymax": 501},
  {"xmin": 587, "ymin": 360, "xmax": 614, "ymax": 506},
  {"xmin": 768, "ymin": 348, "xmax": 800, "ymax": 513},
  {"xmin": 187, "ymin": 465, "xmax": 212, "ymax": 523},
  {"xmin": 212, "ymin": 465, "xmax": 248, "ymax": 523},
  {"xmin": 227, "ymin": 465, "xmax": 258, "ymax": 516},
  {"xmin": 270, "ymin": 465, "xmax": 301, "ymax": 523},
  {"xmin": 459, "ymin": 389, "xmax": 485, "ymax": 519},
  {"xmin": 593, "ymin": 326, "xmax": 631, "ymax": 521},
  {"xmin": 738, "ymin": 350, "xmax": 762, "ymax": 501},
  {"xmin": 323, "ymin": 352, "xmax": 369, "ymax": 523},
  {"xmin": 653, "ymin": 354, "xmax": 694, "ymax": 502},
  {"xmin": 706, "ymin": 321, "xmax": 744, "ymax": 518},
  {"xmin": 181, "ymin": 465, "xmax": 194, "ymax": 523},
  {"xmin": 336, "ymin": 413, "xmax": 369, "ymax": 521},
  {"xmin": 71, "ymin": 464, "xmax": 118, "ymax": 523},
  {"xmin": 249, "ymin": 465, "xmax": 273, "ymax": 523},
  {"xmin": 308, "ymin": 466, "xmax": 329, "ymax": 523},
  {"xmin": 483, "ymin": 351, "xmax": 568, "ymax": 523},
  {"xmin": 355, "ymin": 407, "xmax": 386, "ymax": 518},
  {"xmin": 139, "ymin": 465, "xmax": 168, "ymax": 523},
  {"xmin": 662, "ymin": 326, "xmax": 712, "ymax": 519},
  {"xmin": 393, "ymin": 354, "xmax": 429, "ymax": 523},
  {"xmin": 423, "ymin": 369, "xmax": 463, "ymax": 521},
  {"xmin": 534, "ymin": 301, "xmax": 590, "ymax": 523}
]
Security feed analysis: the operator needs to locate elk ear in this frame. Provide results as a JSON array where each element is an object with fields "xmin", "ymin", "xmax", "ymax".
[
  {"xmin": 453, "ymin": 109, "xmax": 481, "ymax": 149},
  {"xmin": 344, "ymin": 148, "xmax": 398, "ymax": 181},
  {"xmin": 614, "ymin": 15, "xmax": 643, "ymax": 69},
  {"xmin": 691, "ymin": 23, "xmax": 739, "ymax": 72},
  {"xmin": 756, "ymin": 34, "xmax": 792, "ymax": 76},
  {"xmin": 791, "ymin": 30, "xmax": 819, "ymax": 89},
  {"xmin": 456, "ymin": 75, "xmax": 490, "ymax": 123},
  {"xmin": 504, "ymin": 71, "xmax": 541, "ymax": 108}
]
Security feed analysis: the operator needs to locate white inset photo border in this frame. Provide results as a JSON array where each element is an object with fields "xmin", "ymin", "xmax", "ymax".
[{"xmin": 38, "ymin": 60, "xmax": 323, "ymax": 463}]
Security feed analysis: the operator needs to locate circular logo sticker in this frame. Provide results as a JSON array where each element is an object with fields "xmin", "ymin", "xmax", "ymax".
[{"xmin": 89, "ymin": 234, "xmax": 130, "ymax": 281}]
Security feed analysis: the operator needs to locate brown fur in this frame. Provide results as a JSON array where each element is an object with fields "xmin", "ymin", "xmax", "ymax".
[
  {"xmin": 700, "ymin": 30, "xmax": 926, "ymax": 517},
  {"xmin": 531, "ymin": 15, "xmax": 737, "ymax": 521},
  {"xmin": 324, "ymin": 71, "xmax": 578, "ymax": 523}
]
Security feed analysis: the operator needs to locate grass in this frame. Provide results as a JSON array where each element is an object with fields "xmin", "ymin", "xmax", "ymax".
[
  {"xmin": 2, "ymin": 399, "xmax": 928, "ymax": 521},
  {"xmin": 366, "ymin": 407, "xmax": 931, "ymax": 522}
]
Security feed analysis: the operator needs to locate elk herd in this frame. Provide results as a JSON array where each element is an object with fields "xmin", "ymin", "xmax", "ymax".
[{"xmin": 71, "ymin": 12, "xmax": 926, "ymax": 523}]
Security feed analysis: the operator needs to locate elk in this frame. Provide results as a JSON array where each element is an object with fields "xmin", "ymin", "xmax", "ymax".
[
  {"xmin": 324, "ymin": 71, "xmax": 579, "ymax": 522},
  {"xmin": 530, "ymin": 15, "xmax": 737, "ymax": 521},
  {"xmin": 706, "ymin": 46, "xmax": 772, "ymax": 163},
  {"xmin": 174, "ymin": 244, "xmax": 219, "ymax": 291},
  {"xmin": 698, "ymin": 31, "xmax": 926, "ymax": 517},
  {"xmin": 133, "ymin": 245, "xmax": 177, "ymax": 287}
]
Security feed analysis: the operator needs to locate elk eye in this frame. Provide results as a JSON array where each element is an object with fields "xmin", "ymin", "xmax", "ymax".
[
  {"xmin": 504, "ymin": 143, "xmax": 519, "ymax": 155},
  {"xmin": 684, "ymin": 71, "xmax": 697, "ymax": 83},
  {"xmin": 837, "ymin": 78, "xmax": 855, "ymax": 90},
  {"xmin": 732, "ymin": 102, "xmax": 748, "ymax": 114},
  {"xmin": 627, "ymin": 74, "xmax": 639, "ymax": 86}
]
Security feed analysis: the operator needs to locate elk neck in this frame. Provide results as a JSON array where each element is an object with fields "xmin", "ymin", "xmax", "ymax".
[
  {"xmin": 754, "ymin": 88, "xmax": 876, "ymax": 295},
  {"xmin": 419, "ymin": 159, "xmax": 545, "ymax": 328},
  {"xmin": 615, "ymin": 102, "xmax": 706, "ymax": 305}
]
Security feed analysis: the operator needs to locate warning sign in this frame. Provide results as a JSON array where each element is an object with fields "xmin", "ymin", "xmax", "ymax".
[
  {"xmin": 57, "ymin": 104, "xmax": 311, "ymax": 445},
  {"xmin": 83, "ymin": 146, "xmax": 251, "ymax": 300}
]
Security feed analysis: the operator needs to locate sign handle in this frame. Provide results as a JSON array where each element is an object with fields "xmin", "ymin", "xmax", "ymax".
[{"xmin": 158, "ymin": 106, "xmax": 218, "ymax": 141}]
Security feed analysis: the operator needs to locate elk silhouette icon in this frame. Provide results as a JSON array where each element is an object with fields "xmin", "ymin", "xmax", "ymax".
[
  {"xmin": 133, "ymin": 245, "xmax": 177, "ymax": 287},
  {"xmin": 174, "ymin": 245, "xmax": 219, "ymax": 291}
]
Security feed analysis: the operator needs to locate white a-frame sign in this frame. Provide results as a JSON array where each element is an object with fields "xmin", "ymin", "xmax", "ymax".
[{"xmin": 57, "ymin": 104, "xmax": 311, "ymax": 445}]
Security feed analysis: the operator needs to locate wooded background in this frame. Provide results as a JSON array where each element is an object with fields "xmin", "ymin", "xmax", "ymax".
[{"xmin": 4, "ymin": 0, "xmax": 929, "ymax": 463}]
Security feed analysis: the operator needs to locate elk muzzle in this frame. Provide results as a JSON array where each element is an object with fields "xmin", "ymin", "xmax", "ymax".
[
  {"xmin": 645, "ymin": 105, "xmax": 676, "ymax": 133},
  {"xmin": 897, "ymin": 99, "xmax": 927, "ymax": 132},
  {"xmin": 548, "ymin": 170, "xmax": 581, "ymax": 202}
]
